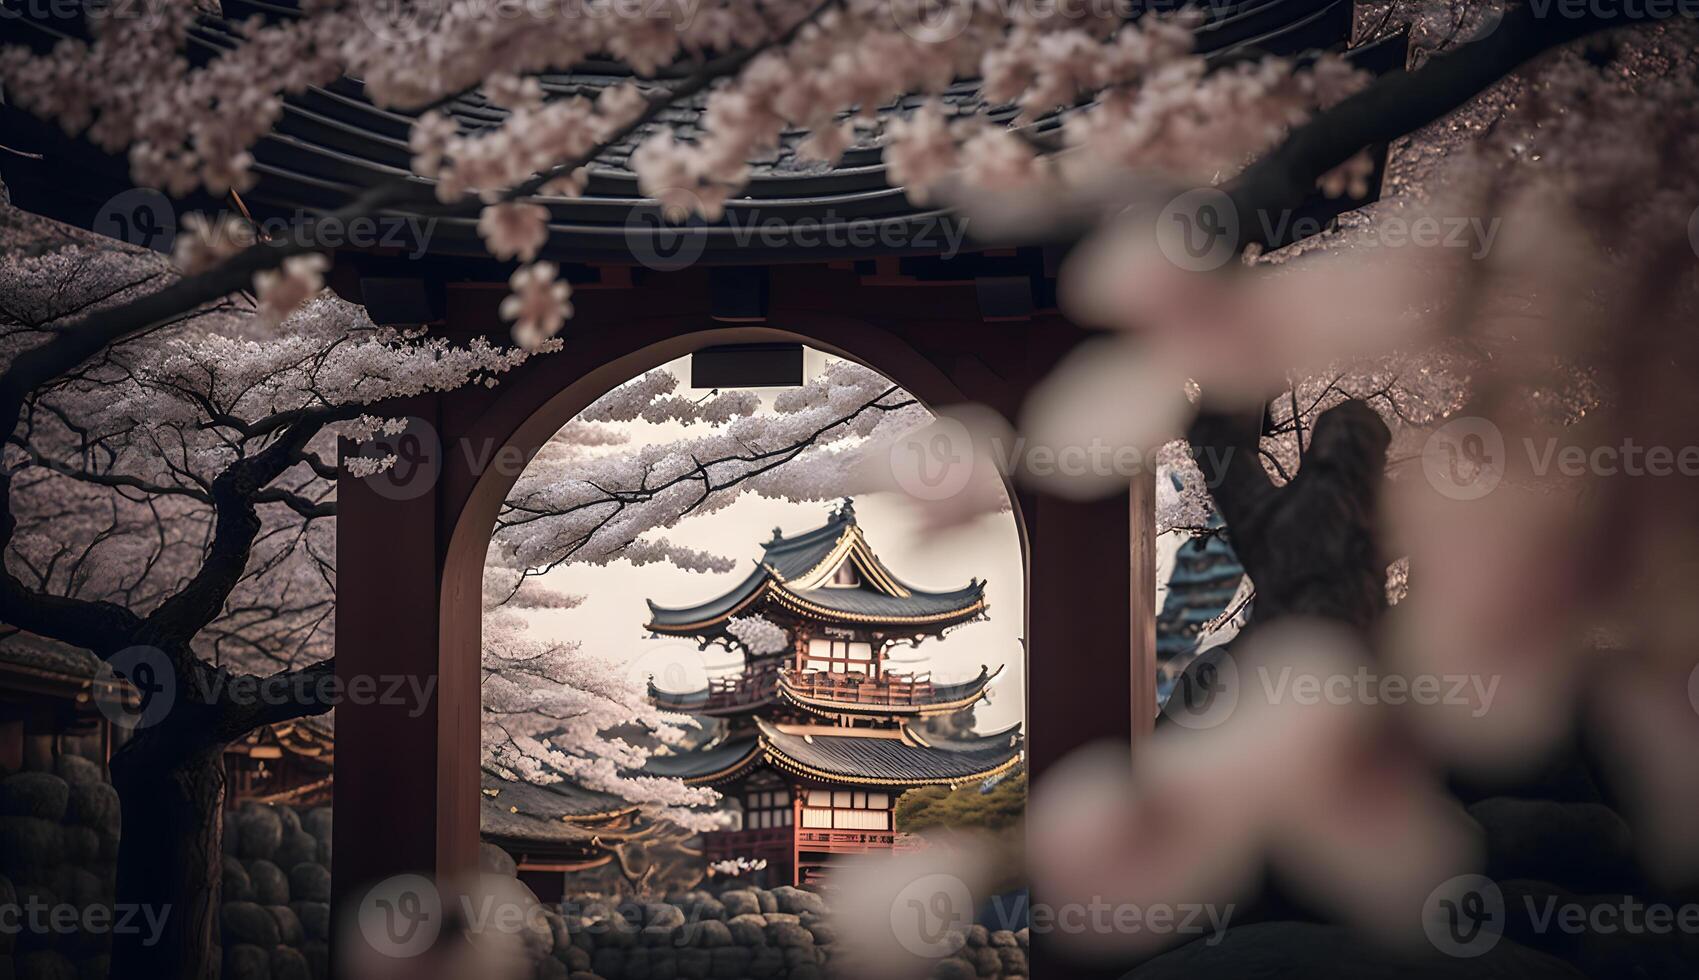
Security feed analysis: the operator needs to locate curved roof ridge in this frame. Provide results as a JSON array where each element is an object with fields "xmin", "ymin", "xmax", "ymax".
[{"xmin": 757, "ymin": 717, "xmax": 1024, "ymax": 787}]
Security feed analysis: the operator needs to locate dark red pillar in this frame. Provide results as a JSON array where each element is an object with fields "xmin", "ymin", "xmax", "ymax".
[{"xmin": 1023, "ymin": 474, "xmax": 1156, "ymax": 979}]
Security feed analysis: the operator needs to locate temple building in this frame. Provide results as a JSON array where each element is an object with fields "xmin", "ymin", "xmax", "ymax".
[
  {"xmin": 1154, "ymin": 484, "xmax": 1249, "ymax": 707},
  {"xmin": 641, "ymin": 499, "xmax": 1023, "ymax": 886}
]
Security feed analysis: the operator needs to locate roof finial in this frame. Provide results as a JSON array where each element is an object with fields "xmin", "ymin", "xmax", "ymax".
[
  {"xmin": 839, "ymin": 496, "xmax": 856, "ymax": 523},
  {"xmin": 770, "ymin": 526, "xmax": 784, "ymax": 543}
]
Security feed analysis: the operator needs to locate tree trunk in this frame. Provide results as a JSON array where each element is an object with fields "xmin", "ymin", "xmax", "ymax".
[
  {"xmin": 1190, "ymin": 400, "xmax": 1392, "ymax": 632},
  {"xmin": 108, "ymin": 725, "xmax": 227, "ymax": 980}
]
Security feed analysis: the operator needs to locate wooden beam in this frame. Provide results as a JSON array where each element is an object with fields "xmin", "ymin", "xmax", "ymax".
[{"xmin": 1131, "ymin": 468, "xmax": 1158, "ymax": 743}]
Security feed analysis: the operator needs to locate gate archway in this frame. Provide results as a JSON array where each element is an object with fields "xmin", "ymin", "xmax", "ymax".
[{"xmin": 331, "ymin": 264, "xmax": 1155, "ymax": 970}]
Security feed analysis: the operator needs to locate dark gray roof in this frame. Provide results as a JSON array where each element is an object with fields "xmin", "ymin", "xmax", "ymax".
[
  {"xmin": 0, "ymin": 633, "xmax": 101, "ymax": 680},
  {"xmin": 0, "ymin": 0, "xmax": 1393, "ymax": 266},
  {"xmin": 639, "ymin": 736, "xmax": 761, "ymax": 783},
  {"xmin": 757, "ymin": 720, "xmax": 1023, "ymax": 785},
  {"xmin": 479, "ymin": 769, "xmax": 634, "ymax": 846},
  {"xmin": 646, "ymin": 501, "xmax": 986, "ymax": 633},
  {"xmin": 646, "ymin": 565, "xmax": 771, "ymax": 633},
  {"xmin": 930, "ymin": 669, "xmax": 999, "ymax": 705},
  {"xmin": 784, "ymin": 582, "xmax": 985, "ymax": 619},
  {"xmin": 645, "ymin": 507, "xmax": 850, "ymax": 629}
]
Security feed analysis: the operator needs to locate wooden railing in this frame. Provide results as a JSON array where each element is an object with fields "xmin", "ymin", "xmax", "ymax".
[
  {"xmin": 795, "ymin": 829, "xmax": 897, "ymax": 852},
  {"xmin": 704, "ymin": 826, "xmax": 793, "ymax": 861},
  {"xmin": 652, "ymin": 669, "xmax": 777, "ymax": 712},
  {"xmin": 782, "ymin": 669, "xmax": 935, "ymax": 707}
]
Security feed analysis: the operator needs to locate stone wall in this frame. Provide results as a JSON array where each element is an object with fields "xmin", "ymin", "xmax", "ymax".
[
  {"xmin": 479, "ymin": 845, "xmax": 1030, "ymax": 980},
  {"xmin": 5, "ymin": 790, "xmax": 1032, "ymax": 980},
  {"xmin": 218, "ymin": 802, "xmax": 333, "ymax": 980},
  {"xmin": 0, "ymin": 754, "xmax": 122, "ymax": 980}
]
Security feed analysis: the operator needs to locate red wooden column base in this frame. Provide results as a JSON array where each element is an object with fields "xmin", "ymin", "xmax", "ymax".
[{"xmin": 1024, "ymin": 473, "xmax": 1156, "ymax": 979}]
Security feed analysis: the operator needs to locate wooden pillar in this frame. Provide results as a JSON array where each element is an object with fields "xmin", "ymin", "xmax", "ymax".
[
  {"xmin": 1024, "ymin": 468, "xmax": 1157, "ymax": 979},
  {"xmin": 1023, "ymin": 482, "xmax": 1155, "ymax": 773},
  {"xmin": 330, "ymin": 396, "xmax": 480, "ymax": 958}
]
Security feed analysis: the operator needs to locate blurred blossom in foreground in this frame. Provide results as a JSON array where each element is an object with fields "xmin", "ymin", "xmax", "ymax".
[
  {"xmin": 828, "ymin": 833, "xmax": 999, "ymax": 980},
  {"xmin": 1017, "ymin": 338, "xmax": 1192, "ymax": 501},
  {"xmin": 341, "ymin": 872, "xmax": 534, "ymax": 980},
  {"xmin": 1383, "ymin": 469, "xmax": 1592, "ymax": 773},
  {"xmin": 1058, "ymin": 205, "xmax": 1448, "ymax": 408},
  {"xmin": 1594, "ymin": 662, "xmax": 1699, "ymax": 885},
  {"xmin": 1029, "ymin": 621, "xmax": 1476, "ymax": 961}
]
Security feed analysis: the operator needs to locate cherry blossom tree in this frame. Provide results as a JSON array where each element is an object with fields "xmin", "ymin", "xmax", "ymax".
[{"xmin": 0, "ymin": 203, "xmax": 942, "ymax": 978}]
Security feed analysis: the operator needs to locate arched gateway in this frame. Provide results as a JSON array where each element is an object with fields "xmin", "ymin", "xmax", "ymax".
[{"xmin": 332, "ymin": 273, "xmax": 1159, "ymax": 902}]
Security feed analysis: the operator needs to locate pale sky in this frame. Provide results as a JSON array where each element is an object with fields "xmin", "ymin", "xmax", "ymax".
[{"xmin": 512, "ymin": 349, "xmax": 1181, "ymax": 735}]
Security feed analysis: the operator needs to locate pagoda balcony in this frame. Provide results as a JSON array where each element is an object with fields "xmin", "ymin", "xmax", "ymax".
[
  {"xmin": 648, "ymin": 671, "xmax": 778, "ymax": 715},
  {"xmin": 795, "ymin": 829, "xmax": 897, "ymax": 853},
  {"xmin": 703, "ymin": 826, "xmax": 794, "ymax": 863},
  {"xmin": 780, "ymin": 668, "xmax": 938, "ymax": 708}
]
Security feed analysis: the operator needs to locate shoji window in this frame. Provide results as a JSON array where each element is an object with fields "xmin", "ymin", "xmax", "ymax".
[
  {"xmin": 804, "ymin": 639, "xmax": 876, "ymax": 674},
  {"xmin": 743, "ymin": 788, "xmax": 793, "ymax": 830},
  {"xmin": 799, "ymin": 789, "xmax": 892, "ymax": 830}
]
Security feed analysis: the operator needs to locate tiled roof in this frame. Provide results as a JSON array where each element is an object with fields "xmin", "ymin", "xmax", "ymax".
[
  {"xmin": 0, "ymin": 0, "xmax": 1394, "ymax": 264},
  {"xmin": 756, "ymin": 719, "xmax": 1023, "ymax": 786},
  {"xmin": 0, "ymin": 632, "xmax": 101, "ymax": 681},
  {"xmin": 639, "ymin": 736, "xmax": 763, "ymax": 784},
  {"xmin": 479, "ymin": 769, "xmax": 637, "ymax": 845},
  {"xmin": 647, "ymin": 501, "xmax": 987, "ymax": 633}
]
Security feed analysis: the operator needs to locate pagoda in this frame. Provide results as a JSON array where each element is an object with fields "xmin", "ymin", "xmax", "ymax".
[{"xmin": 641, "ymin": 499, "xmax": 1022, "ymax": 886}]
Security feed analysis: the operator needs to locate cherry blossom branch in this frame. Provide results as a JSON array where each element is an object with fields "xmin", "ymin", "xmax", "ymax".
[
  {"xmin": 505, "ymin": 0, "xmax": 843, "ymax": 201},
  {"xmin": 143, "ymin": 415, "xmax": 342, "ymax": 649},
  {"xmin": 1226, "ymin": 2, "xmax": 1666, "ymax": 248}
]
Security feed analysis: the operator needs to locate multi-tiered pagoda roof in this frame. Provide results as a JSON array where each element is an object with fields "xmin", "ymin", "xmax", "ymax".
[
  {"xmin": 645, "ymin": 500, "xmax": 987, "ymax": 637},
  {"xmin": 637, "ymin": 500, "xmax": 1020, "ymax": 883},
  {"xmin": 646, "ymin": 500, "xmax": 995, "ymax": 717}
]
